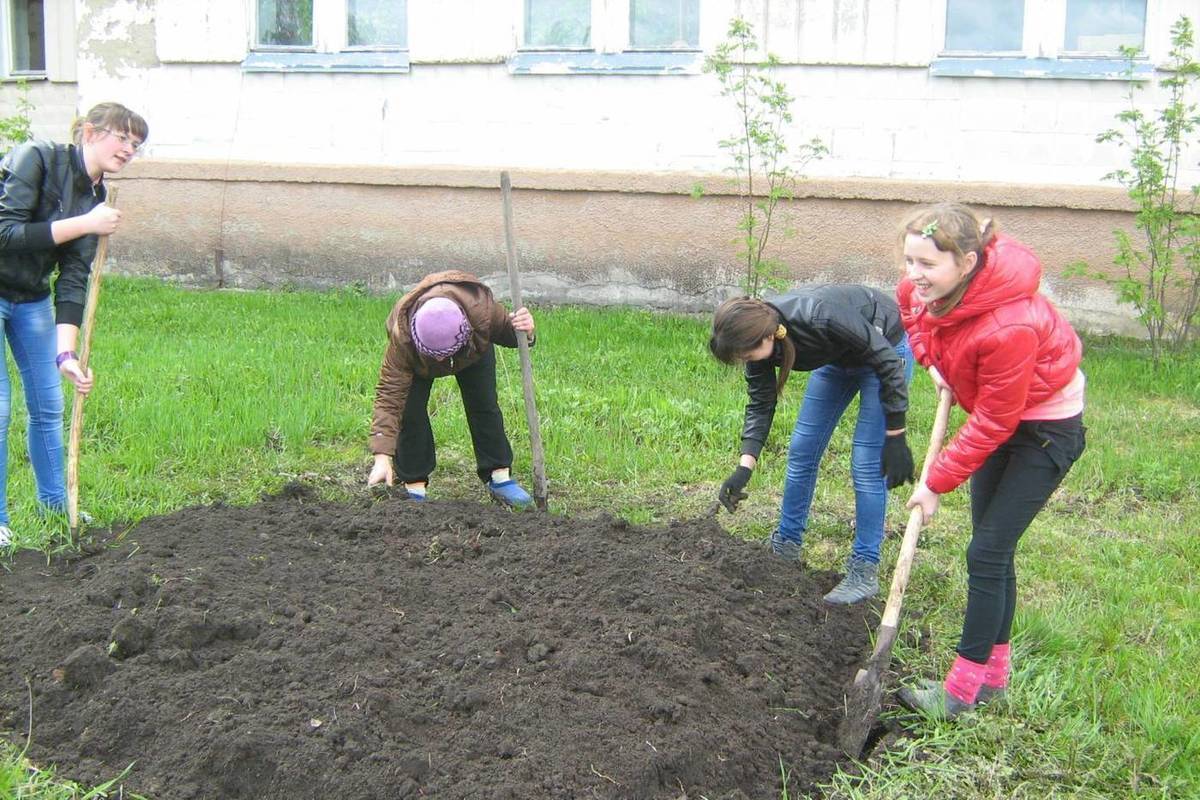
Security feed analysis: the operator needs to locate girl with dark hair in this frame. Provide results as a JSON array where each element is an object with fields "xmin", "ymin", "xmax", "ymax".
[
  {"xmin": 895, "ymin": 203, "xmax": 1086, "ymax": 718},
  {"xmin": 0, "ymin": 102, "xmax": 148, "ymax": 546},
  {"xmin": 709, "ymin": 286, "xmax": 915, "ymax": 604}
]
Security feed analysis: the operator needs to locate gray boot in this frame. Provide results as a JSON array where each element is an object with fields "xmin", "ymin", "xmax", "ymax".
[
  {"xmin": 916, "ymin": 677, "xmax": 1006, "ymax": 705},
  {"xmin": 897, "ymin": 682, "xmax": 976, "ymax": 720},
  {"xmin": 768, "ymin": 530, "xmax": 803, "ymax": 562},
  {"xmin": 823, "ymin": 556, "xmax": 879, "ymax": 604}
]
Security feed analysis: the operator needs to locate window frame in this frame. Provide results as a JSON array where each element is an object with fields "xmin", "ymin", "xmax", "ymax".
[
  {"xmin": 252, "ymin": 0, "xmax": 317, "ymax": 52},
  {"xmin": 517, "ymin": 0, "xmax": 699, "ymax": 55},
  {"xmin": 511, "ymin": 0, "xmax": 703, "ymax": 76},
  {"xmin": 933, "ymin": 0, "xmax": 1151, "ymax": 81},
  {"xmin": 1, "ymin": 0, "xmax": 48, "ymax": 78},
  {"xmin": 245, "ymin": 0, "xmax": 409, "ymax": 73}
]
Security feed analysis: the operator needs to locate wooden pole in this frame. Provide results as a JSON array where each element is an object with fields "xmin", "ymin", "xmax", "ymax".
[
  {"xmin": 499, "ymin": 172, "xmax": 548, "ymax": 511},
  {"xmin": 67, "ymin": 186, "xmax": 118, "ymax": 536}
]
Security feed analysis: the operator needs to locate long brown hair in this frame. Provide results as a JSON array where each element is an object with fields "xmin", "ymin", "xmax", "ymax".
[
  {"xmin": 899, "ymin": 203, "xmax": 998, "ymax": 316},
  {"xmin": 70, "ymin": 102, "xmax": 149, "ymax": 147},
  {"xmin": 709, "ymin": 297, "xmax": 795, "ymax": 396}
]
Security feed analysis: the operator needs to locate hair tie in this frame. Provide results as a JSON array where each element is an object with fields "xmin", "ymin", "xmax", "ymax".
[{"xmin": 775, "ymin": 324, "xmax": 788, "ymax": 340}]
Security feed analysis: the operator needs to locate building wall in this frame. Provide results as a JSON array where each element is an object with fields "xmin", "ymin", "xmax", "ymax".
[{"xmin": 7, "ymin": 0, "xmax": 1200, "ymax": 335}]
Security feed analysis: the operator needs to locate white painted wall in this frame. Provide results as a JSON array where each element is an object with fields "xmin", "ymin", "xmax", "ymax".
[{"xmin": 28, "ymin": 0, "xmax": 1199, "ymax": 187}]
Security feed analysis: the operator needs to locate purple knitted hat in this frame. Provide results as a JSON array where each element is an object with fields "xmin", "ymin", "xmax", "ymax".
[{"xmin": 410, "ymin": 297, "xmax": 471, "ymax": 360}]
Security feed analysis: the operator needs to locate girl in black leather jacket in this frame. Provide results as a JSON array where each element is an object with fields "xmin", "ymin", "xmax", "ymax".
[
  {"xmin": 0, "ymin": 102, "xmax": 147, "ymax": 544},
  {"xmin": 709, "ymin": 287, "xmax": 914, "ymax": 604}
]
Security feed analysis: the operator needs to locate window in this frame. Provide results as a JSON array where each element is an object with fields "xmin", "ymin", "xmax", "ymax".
[
  {"xmin": 935, "ymin": 0, "xmax": 1150, "ymax": 80},
  {"xmin": 513, "ymin": 0, "xmax": 701, "ymax": 75},
  {"xmin": 257, "ymin": 0, "xmax": 312, "ymax": 48},
  {"xmin": 522, "ymin": 0, "xmax": 699, "ymax": 52},
  {"xmin": 253, "ymin": 0, "xmax": 406, "ymax": 51},
  {"xmin": 629, "ymin": 0, "xmax": 699, "ymax": 50},
  {"xmin": 944, "ymin": 0, "xmax": 1022, "ymax": 53},
  {"xmin": 347, "ymin": 0, "xmax": 407, "ymax": 48},
  {"xmin": 1063, "ymin": 0, "xmax": 1144, "ymax": 53},
  {"xmin": 524, "ymin": 0, "xmax": 590, "ymax": 49},
  {"xmin": 4, "ymin": 0, "xmax": 45, "ymax": 74},
  {"xmin": 943, "ymin": 0, "xmax": 1145, "ymax": 56},
  {"xmin": 247, "ymin": 0, "xmax": 408, "ymax": 72}
]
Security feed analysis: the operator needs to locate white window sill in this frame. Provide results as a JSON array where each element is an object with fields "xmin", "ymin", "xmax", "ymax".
[
  {"xmin": 242, "ymin": 51, "xmax": 410, "ymax": 74},
  {"xmin": 931, "ymin": 57, "xmax": 1153, "ymax": 81},
  {"xmin": 0, "ymin": 74, "xmax": 47, "ymax": 82},
  {"xmin": 508, "ymin": 51, "xmax": 702, "ymax": 76}
]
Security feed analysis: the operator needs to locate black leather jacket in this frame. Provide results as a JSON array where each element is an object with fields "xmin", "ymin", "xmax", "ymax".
[
  {"xmin": 0, "ymin": 140, "xmax": 106, "ymax": 326},
  {"xmin": 739, "ymin": 285, "xmax": 909, "ymax": 458}
]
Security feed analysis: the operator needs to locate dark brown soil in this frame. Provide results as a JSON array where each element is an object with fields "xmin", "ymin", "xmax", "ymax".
[{"xmin": 1, "ymin": 487, "xmax": 876, "ymax": 799}]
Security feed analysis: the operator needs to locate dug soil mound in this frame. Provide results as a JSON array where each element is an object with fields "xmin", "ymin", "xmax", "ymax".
[{"xmin": 1, "ymin": 488, "xmax": 875, "ymax": 799}]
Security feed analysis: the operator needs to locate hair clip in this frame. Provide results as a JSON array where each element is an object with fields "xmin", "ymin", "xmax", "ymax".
[{"xmin": 920, "ymin": 220, "xmax": 939, "ymax": 238}]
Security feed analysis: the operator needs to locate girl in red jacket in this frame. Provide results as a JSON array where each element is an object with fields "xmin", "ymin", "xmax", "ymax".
[{"xmin": 895, "ymin": 204, "xmax": 1086, "ymax": 718}]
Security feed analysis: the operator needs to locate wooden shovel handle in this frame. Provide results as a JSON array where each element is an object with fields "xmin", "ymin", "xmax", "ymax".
[
  {"xmin": 500, "ymin": 172, "xmax": 548, "ymax": 510},
  {"xmin": 67, "ymin": 186, "xmax": 119, "ymax": 533},
  {"xmin": 878, "ymin": 388, "xmax": 953, "ymax": 630}
]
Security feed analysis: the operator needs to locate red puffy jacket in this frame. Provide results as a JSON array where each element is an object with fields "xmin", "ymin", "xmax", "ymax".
[{"xmin": 897, "ymin": 234, "xmax": 1082, "ymax": 494}]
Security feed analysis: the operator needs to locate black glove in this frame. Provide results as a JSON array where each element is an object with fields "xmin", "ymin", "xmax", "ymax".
[
  {"xmin": 881, "ymin": 433, "xmax": 915, "ymax": 490},
  {"xmin": 719, "ymin": 466, "xmax": 753, "ymax": 512}
]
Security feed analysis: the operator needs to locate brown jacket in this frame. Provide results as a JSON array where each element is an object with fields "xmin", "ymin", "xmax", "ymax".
[{"xmin": 369, "ymin": 271, "xmax": 523, "ymax": 455}]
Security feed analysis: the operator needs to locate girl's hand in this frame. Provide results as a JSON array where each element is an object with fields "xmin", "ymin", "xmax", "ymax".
[
  {"xmin": 84, "ymin": 204, "xmax": 122, "ymax": 236},
  {"xmin": 367, "ymin": 454, "xmax": 394, "ymax": 487},
  {"xmin": 59, "ymin": 359, "xmax": 94, "ymax": 396},
  {"xmin": 510, "ymin": 307, "xmax": 535, "ymax": 335},
  {"xmin": 906, "ymin": 482, "xmax": 941, "ymax": 525}
]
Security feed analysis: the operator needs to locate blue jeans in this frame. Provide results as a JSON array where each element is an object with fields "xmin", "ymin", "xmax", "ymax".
[
  {"xmin": 0, "ymin": 297, "xmax": 67, "ymax": 525},
  {"xmin": 776, "ymin": 336, "xmax": 913, "ymax": 564}
]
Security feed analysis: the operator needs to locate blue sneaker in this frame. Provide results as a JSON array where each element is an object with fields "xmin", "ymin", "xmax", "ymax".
[{"xmin": 487, "ymin": 479, "xmax": 533, "ymax": 509}]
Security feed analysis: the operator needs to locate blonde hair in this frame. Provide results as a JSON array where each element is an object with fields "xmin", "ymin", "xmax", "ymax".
[
  {"xmin": 709, "ymin": 297, "xmax": 795, "ymax": 396},
  {"xmin": 899, "ymin": 203, "xmax": 998, "ymax": 316},
  {"xmin": 70, "ymin": 102, "xmax": 149, "ymax": 147}
]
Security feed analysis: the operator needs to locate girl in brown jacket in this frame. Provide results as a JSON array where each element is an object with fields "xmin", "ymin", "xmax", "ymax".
[{"xmin": 367, "ymin": 271, "xmax": 535, "ymax": 508}]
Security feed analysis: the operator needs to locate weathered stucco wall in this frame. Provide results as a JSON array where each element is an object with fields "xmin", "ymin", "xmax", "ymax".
[{"xmin": 106, "ymin": 162, "xmax": 1142, "ymax": 335}]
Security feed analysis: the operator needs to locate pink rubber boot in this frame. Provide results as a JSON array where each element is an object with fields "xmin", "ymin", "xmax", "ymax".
[
  {"xmin": 899, "ymin": 654, "xmax": 986, "ymax": 720},
  {"xmin": 978, "ymin": 642, "xmax": 1010, "ymax": 703}
]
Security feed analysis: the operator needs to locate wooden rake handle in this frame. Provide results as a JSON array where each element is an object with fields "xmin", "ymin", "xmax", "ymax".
[
  {"xmin": 67, "ymin": 186, "xmax": 119, "ymax": 535},
  {"xmin": 878, "ymin": 387, "xmax": 953, "ymax": 631}
]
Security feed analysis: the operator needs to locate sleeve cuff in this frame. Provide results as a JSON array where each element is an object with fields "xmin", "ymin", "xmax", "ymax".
[
  {"xmin": 925, "ymin": 471, "xmax": 959, "ymax": 495},
  {"xmin": 740, "ymin": 438, "xmax": 764, "ymax": 459},
  {"xmin": 55, "ymin": 301, "xmax": 84, "ymax": 327},
  {"xmin": 370, "ymin": 434, "xmax": 396, "ymax": 456},
  {"xmin": 885, "ymin": 411, "xmax": 907, "ymax": 431},
  {"xmin": 26, "ymin": 221, "xmax": 55, "ymax": 250}
]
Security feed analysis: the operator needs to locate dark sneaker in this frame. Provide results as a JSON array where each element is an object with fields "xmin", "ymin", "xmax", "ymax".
[
  {"xmin": 823, "ymin": 556, "xmax": 880, "ymax": 605},
  {"xmin": 768, "ymin": 530, "xmax": 803, "ymax": 561},
  {"xmin": 897, "ymin": 682, "xmax": 976, "ymax": 720},
  {"xmin": 487, "ymin": 479, "xmax": 533, "ymax": 509}
]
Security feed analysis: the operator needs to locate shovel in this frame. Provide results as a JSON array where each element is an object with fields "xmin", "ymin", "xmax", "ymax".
[
  {"xmin": 67, "ymin": 186, "xmax": 119, "ymax": 539},
  {"xmin": 837, "ymin": 386, "xmax": 953, "ymax": 756},
  {"xmin": 499, "ymin": 171, "xmax": 548, "ymax": 511}
]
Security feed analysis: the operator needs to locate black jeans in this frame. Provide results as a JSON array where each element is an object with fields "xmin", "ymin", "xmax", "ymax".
[
  {"xmin": 394, "ymin": 346, "xmax": 514, "ymax": 485},
  {"xmin": 957, "ymin": 414, "xmax": 1086, "ymax": 663}
]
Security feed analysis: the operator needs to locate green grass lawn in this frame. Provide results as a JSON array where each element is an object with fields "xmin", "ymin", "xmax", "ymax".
[{"xmin": 2, "ymin": 279, "xmax": 1196, "ymax": 799}]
